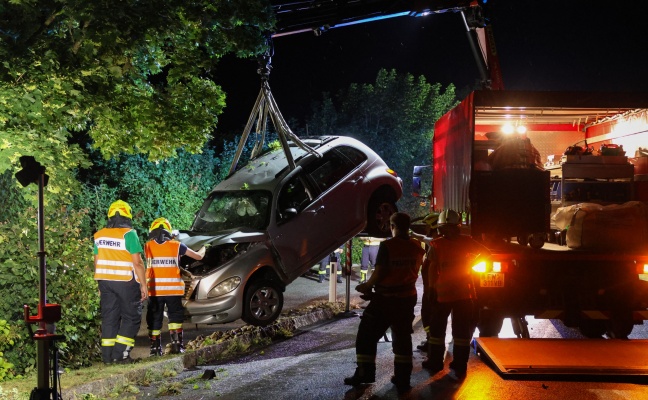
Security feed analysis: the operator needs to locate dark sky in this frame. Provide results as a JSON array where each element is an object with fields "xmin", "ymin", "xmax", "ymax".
[{"xmin": 215, "ymin": 1, "xmax": 648, "ymax": 134}]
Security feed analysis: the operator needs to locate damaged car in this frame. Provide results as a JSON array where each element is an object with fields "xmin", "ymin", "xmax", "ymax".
[{"xmin": 177, "ymin": 135, "xmax": 402, "ymax": 326}]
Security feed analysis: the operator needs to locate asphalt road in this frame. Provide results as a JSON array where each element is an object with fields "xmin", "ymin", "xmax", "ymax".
[
  {"xmin": 127, "ymin": 268, "xmax": 648, "ymax": 399},
  {"xmin": 132, "ymin": 265, "xmax": 362, "ymax": 359}
]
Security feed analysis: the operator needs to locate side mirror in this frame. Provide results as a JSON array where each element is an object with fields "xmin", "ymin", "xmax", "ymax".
[{"xmin": 282, "ymin": 208, "xmax": 298, "ymax": 220}]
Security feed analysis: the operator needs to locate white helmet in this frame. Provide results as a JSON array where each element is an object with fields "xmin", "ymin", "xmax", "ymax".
[{"xmin": 438, "ymin": 210, "xmax": 461, "ymax": 226}]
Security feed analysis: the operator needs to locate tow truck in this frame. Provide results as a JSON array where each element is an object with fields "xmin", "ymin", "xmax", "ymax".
[{"xmin": 269, "ymin": 0, "xmax": 648, "ymax": 379}]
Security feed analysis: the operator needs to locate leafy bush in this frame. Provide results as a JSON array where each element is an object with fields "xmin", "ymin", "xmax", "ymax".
[
  {"xmin": 0, "ymin": 205, "xmax": 100, "ymax": 375},
  {"xmin": 0, "ymin": 320, "xmax": 17, "ymax": 381}
]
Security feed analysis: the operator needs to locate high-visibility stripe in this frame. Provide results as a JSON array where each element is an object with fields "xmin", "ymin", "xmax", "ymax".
[
  {"xmin": 116, "ymin": 335, "xmax": 135, "ymax": 347},
  {"xmin": 95, "ymin": 268, "xmax": 133, "ymax": 276},
  {"xmin": 356, "ymin": 354, "xmax": 377, "ymax": 363},
  {"xmin": 101, "ymin": 338, "xmax": 115, "ymax": 347},
  {"xmin": 428, "ymin": 337, "xmax": 444, "ymax": 345},
  {"xmin": 97, "ymin": 260, "xmax": 134, "ymax": 267},
  {"xmin": 394, "ymin": 354, "xmax": 412, "ymax": 364},
  {"xmin": 168, "ymin": 323, "xmax": 183, "ymax": 330},
  {"xmin": 149, "ymin": 330, "xmax": 161, "ymax": 336},
  {"xmin": 454, "ymin": 338, "xmax": 471, "ymax": 346}
]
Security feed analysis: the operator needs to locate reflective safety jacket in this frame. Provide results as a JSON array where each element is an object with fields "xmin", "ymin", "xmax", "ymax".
[
  {"xmin": 145, "ymin": 240, "xmax": 184, "ymax": 297},
  {"xmin": 94, "ymin": 227, "xmax": 139, "ymax": 282},
  {"xmin": 428, "ymin": 235, "xmax": 490, "ymax": 303},
  {"xmin": 374, "ymin": 237, "xmax": 425, "ymax": 297}
]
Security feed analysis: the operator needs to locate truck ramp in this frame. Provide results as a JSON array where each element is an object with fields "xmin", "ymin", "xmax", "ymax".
[{"xmin": 475, "ymin": 338, "xmax": 648, "ymax": 382}]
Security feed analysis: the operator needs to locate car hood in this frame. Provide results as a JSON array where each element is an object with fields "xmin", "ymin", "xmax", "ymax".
[{"xmin": 178, "ymin": 228, "xmax": 266, "ymax": 248}]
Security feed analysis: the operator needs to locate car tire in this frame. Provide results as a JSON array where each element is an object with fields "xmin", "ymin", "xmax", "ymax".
[
  {"xmin": 241, "ymin": 279, "xmax": 284, "ymax": 327},
  {"xmin": 366, "ymin": 194, "xmax": 397, "ymax": 237}
]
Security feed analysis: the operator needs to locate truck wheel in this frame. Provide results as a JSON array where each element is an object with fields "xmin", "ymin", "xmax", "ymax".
[
  {"xmin": 516, "ymin": 234, "xmax": 528, "ymax": 246},
  {"xmin": 578, "ymin": 320, "xmax": 606, "ymax": 338},
  {"xmin": 511, "ymin": 316, "xmax": 530, "ymax": 338},
  {"xmin": 528, "ymin": 233, "xmax": 545, "ymax": 249},
  {"xmin": 366, "ymin": 194, "xmax": 397, "ymax": 238},
  {"xmin": 241, "ymin": 279, "xmax": 284, "ymax": 327},
  {"xmin": 477, "ymin": 313, "xmax": 504, "ymax": 337},
  {"xmin": 606, "ymin": 317, "xmax": 634, "ymax": 339}
]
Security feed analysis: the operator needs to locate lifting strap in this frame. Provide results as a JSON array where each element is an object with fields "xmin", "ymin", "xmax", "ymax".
[{"xmin": 228, "ymin": 38, "xmax": 319, "ymax": 176}]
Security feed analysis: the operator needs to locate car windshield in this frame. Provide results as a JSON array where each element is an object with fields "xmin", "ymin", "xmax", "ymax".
[{"xmin": 191, "ymin": 190, "xmax": 271, "ymax": 233}]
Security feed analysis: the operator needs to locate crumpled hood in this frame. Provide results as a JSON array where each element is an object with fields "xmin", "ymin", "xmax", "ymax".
[{"xmin": 178, "ymin": 228, "xmax": 266, "ymax": 248}]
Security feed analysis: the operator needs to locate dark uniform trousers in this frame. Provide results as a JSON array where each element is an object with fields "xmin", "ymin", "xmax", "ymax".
[
  {"xmin": 355, "ymin": 293, "xmax": 417, "ymax": 381},
  {"xmin": 99, "ymin": 279, "xmax": 143, "ymax": 363},
  {"xmin": 146, "ymin": 295, "xmax": 184, "ymax": 330},
  {"xmin": 427, "ymin": 298, "xmax": 474, "ymax": 374}
]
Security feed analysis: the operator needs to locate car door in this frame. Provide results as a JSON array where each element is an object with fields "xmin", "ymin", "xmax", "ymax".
[
  {"xmin": 267, "ymin": 170, "xmax": 329, "ymax": 280},
  {"xmin": 304, "ymin": 146, "xmax": 368, "ymax": 247}
]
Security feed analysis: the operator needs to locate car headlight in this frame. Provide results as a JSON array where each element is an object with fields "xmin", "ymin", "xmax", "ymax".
[{"xmin": 207, "ymin": 276, "xmax": 241, "ymax": 298}]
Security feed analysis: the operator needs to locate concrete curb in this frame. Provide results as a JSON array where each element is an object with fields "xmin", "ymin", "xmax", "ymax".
[{"xmin": 64, "ymin": 308, "xmax": 338, "ymax": 399}]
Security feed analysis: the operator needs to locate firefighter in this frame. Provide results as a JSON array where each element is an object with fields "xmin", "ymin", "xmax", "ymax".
[
  {"xmin": 423, "ymin": 210, "xmax": 491, "ymax": 381},
  {"xmin": 93, "ymin": 200, "xmax": 148, "ymax": 364},
  {"xmin": 409, "ymin": 212, "xmax": 440, "ymax": 351},
  {"xmin": 145, "ymin": 217, "xmax": 205, "ymax": 356},
  {"xmin": 344, "ymin": 212, "xmax": 425, "ymax": 394},
  {"xmin": 359, "ymin": 237, "xmax": 383, "ymax": 283},
  {"xmin": 318, "ymin": 246, "xmax": 344, "ymax": 283}
]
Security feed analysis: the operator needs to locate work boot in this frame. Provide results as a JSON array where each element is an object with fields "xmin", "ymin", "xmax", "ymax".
[
  {"xmin": 423, "ymin": 342, "xmax": 445, "ymax": 374},
  {"xmin": 390, "ymin": 375, "xmax": 412, "ymax": 394},
  {"xmin": 343, "ymin": 364, "xmax": 375, "ymax": 386},
  {"xmin": 359, "ymin": 270, "xmax": 367, "ymax": 284},
  {"xmin": 416, "ymin": 340, "xmax": 428, "ymax": 351},
  {"xmin": 170, "ymin": 329, "xmax": 185, "ymax": 354},
  {"xmin": 337, "ymin": 274, "xmax": 343, "ymax": 283},
  {"xmin": 149, "ymin": 335, "xmax": 162, "ymax": 357},
  {"xmin": 392, "ymin": 359, "xmax": 412, "ymax": 393},
  {"xmin": 448, "ymin": 343, "xmax": 470, "ymax": 379}
]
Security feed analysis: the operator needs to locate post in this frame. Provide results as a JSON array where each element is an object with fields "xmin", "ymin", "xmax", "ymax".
[
  {"xmin": 328, "ymin": 259, "xmax": 338, "ymax": 302},
  {"xmin": 16, "ymin": 156, "xmax": 64, "ymax": 400},
  {"xmin": 337, "ymin": 240, "xmax": 358, "ymax": 318}
]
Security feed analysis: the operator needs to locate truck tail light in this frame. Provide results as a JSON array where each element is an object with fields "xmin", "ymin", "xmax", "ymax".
[
  {"xmin": 492, "ymin": 261, "xmax": 502, "ymax": 273},
  {"xmin": 472, "ymin": 261, "xmax": 488, "ymax": 273},
  {"xmin": 637, "ymin": 263, "xmax": 648, "ymax": 274},
  {"xmin": 471, "ymin": 259, "xmax": 508, "ymax": 273}
]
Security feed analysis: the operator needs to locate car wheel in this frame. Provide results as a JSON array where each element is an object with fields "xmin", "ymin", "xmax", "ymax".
[
  {"xmin": 366, "ymin": 195, "xmax": 397, "ymax": 237},
  {"xmin": 241, "ymin": 279, "xmax": 284, "ymax": 327}
]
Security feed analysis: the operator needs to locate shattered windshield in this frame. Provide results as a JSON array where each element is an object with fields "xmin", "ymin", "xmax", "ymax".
[{"xmin": 191, "ymin": 190, "xmax": 271, "ymax": 233}]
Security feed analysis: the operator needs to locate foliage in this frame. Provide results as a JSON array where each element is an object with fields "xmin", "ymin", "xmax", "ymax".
[
  {"xmin": 0, "ymin": 320, "xmax": 17, "ymax": 381},
  {"xmin": 0, "ymin": 0, "xmax": 275, "ymax": 202},
  {"xmin": 0, "ymin": 204, "xmax": 99, "ymax": 375},
  {"xmin": 73, "ymin": 146, "xmax": 224, "ymax": 239},
  {"xmin": 308, "ymin": 69, "xmax": 457, "ymax": 218}
]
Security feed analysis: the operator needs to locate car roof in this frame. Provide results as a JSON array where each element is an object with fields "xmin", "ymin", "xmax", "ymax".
[{"xmin": 213, "ymin": 136, "xmax": 360, "ymax": 192}]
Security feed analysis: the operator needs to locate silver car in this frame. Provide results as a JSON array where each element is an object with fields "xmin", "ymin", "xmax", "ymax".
[{"xmin": 177, "ymin": 136, "xmax": 402, "ymax": 326}]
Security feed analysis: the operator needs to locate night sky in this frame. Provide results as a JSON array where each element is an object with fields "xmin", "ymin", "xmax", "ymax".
[{"xmin": 215, "ymin": 1, "xmax": 648, "ymax": 134}]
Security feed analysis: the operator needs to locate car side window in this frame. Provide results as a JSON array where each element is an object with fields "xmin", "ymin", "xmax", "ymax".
[
  {"xmin": 277, "ymin": 175, "xmax": 312, "ymax": 217},
  {"xmin": 306, "ymin": 150, "xmax": 356, "ymax": 193},
  {"xmin": 335, "ymin": 145, "xmax": 367, "ymax": 167}
]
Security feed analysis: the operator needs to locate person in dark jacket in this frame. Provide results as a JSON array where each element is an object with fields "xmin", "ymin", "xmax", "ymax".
[
  {"xmin": 423, "ymin": 210, "xmax": 490, "ymax": 381},
  {"xmin": 344, "ymin": 212, "xmax": 425, "ymax": 394}
]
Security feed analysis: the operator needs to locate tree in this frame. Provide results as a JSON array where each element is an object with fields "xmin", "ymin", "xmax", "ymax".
[
  {"xmin": 0, "ymin": 0, "xmax": 276, "ymax": 377},
  {"xmin": 309, "ymin": 69, "xmax": 457, "ymax": 218},
  {"xmin": 0, "ymin": 0, "xmax": 275, "ymax": 198}
]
